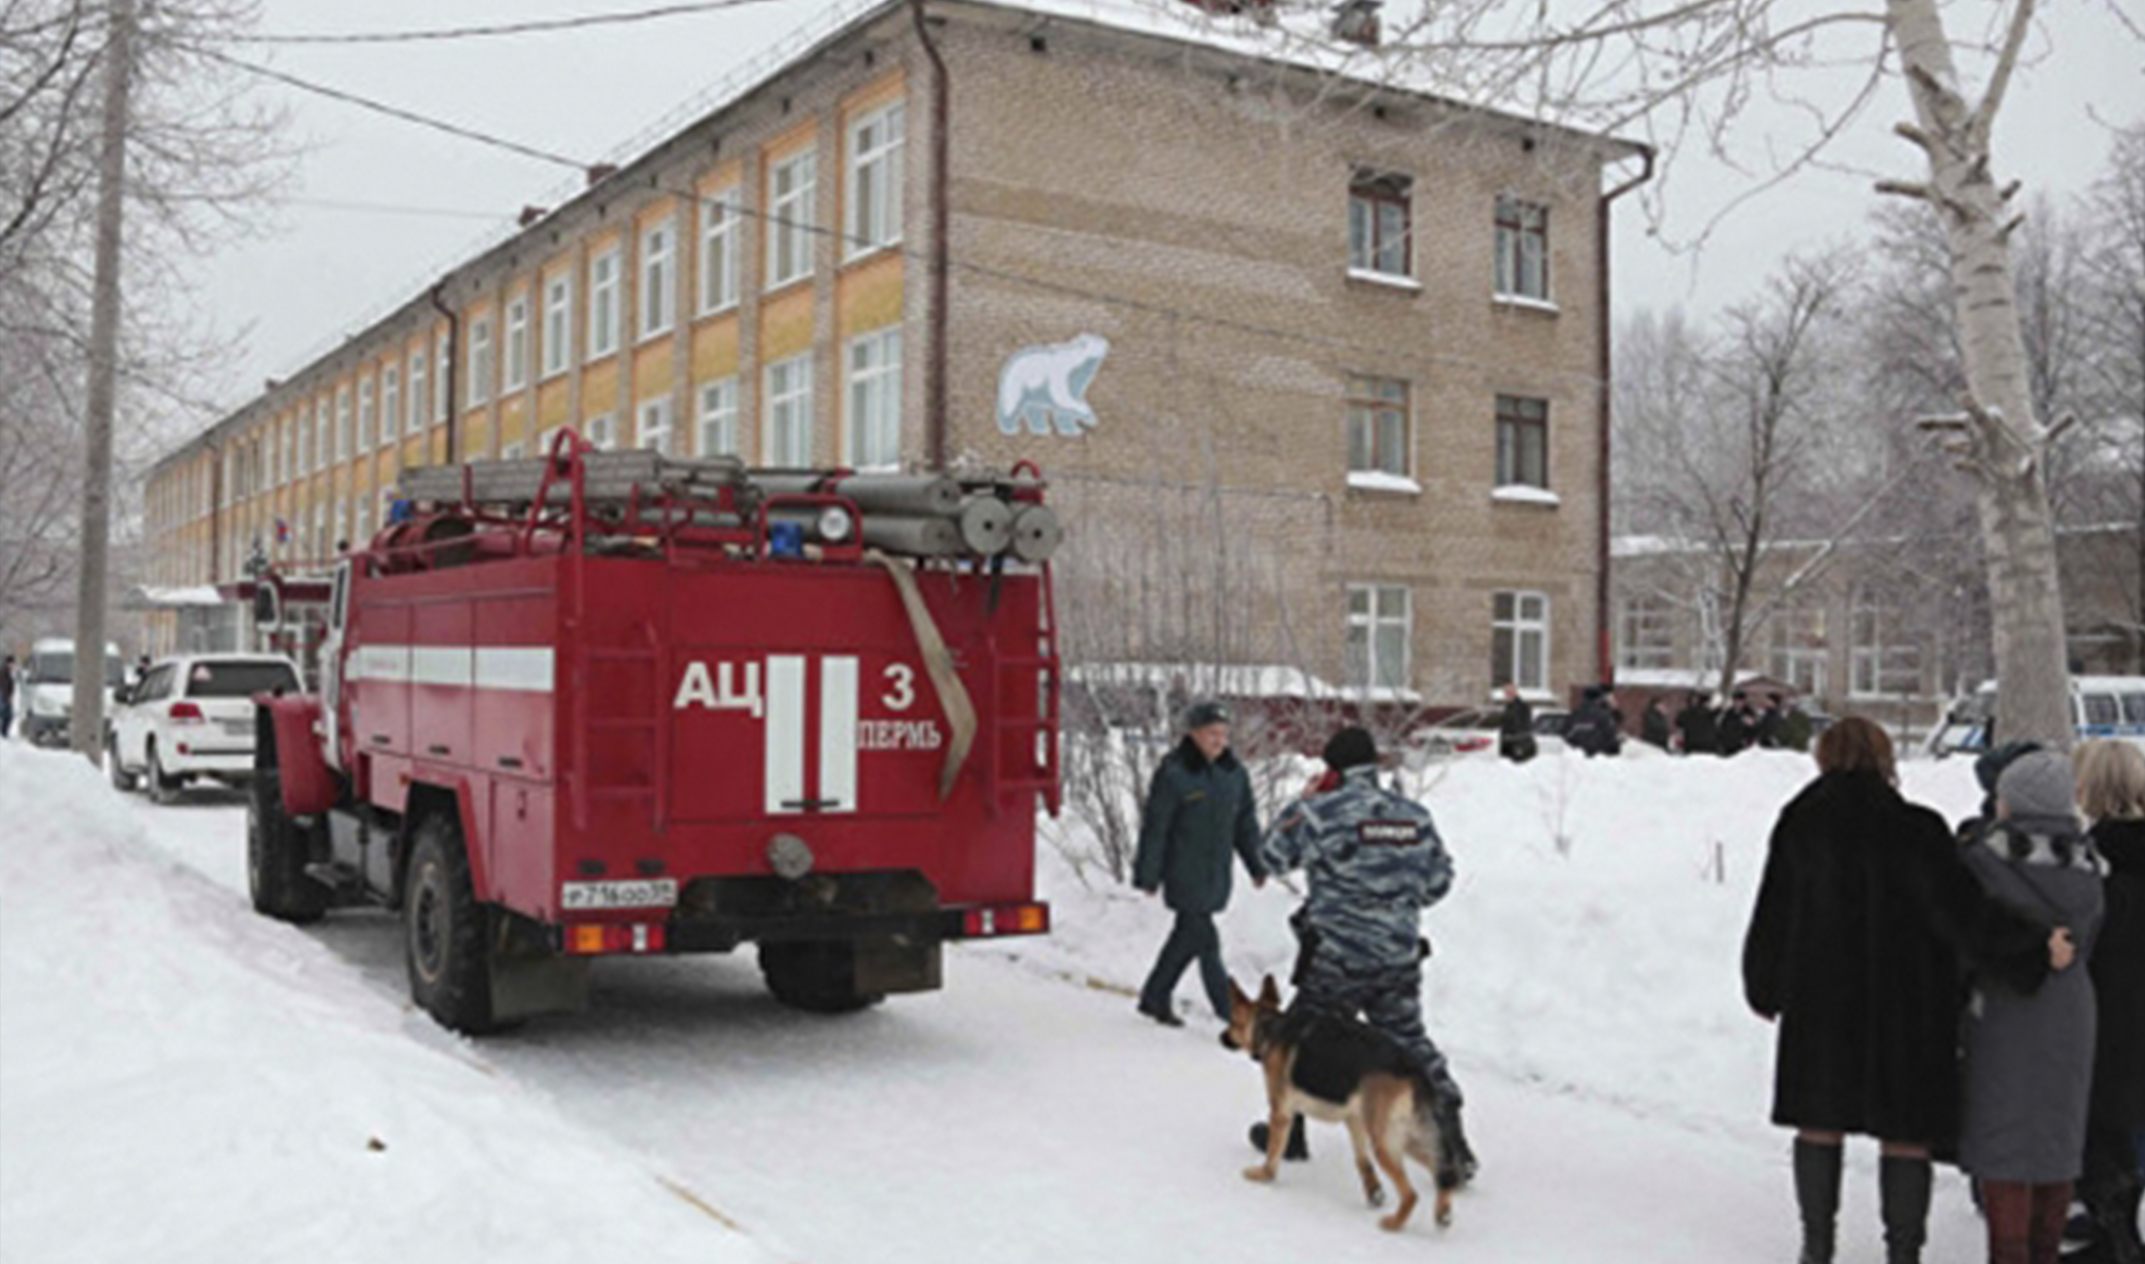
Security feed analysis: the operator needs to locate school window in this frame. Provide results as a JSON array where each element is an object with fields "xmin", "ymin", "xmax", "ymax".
[
  {"xmin": 408, "ymin": 350, "xmax": 428, "ymax": 432},
  {"xmin": 847, "ymin": 103, "xmax": 904, "ymax": 257},
  {"xmin": 1345, "ymin": 375, "xmax": 1409, "ymax": 477},
  {"xmin": 767, "ymin": 149, "xmax": 817, "ymax": 290},
  {"xmin": 435, "ymin": 333, "xmax": 451, "ymax": 420},
  {"xmin": 584, "ymin": 413, "xmax": 617, "ymax": 452},
  {"xmin": 698, "ymin": 188, "xmax": 741, "ymax": 314},
  {"xmin": 1849, "ymin": 587, "xmax": 1921, "ymax": 697},
  {"xmin": 1768, "ymin": 597, "xmax": 1829, "ymax": 698},
  {"xmin": 1345, "ymin": 584, "xmax": 1412, "ymax": 692},
  {"xmin": 845, "ymin": 328, "xmax": 902, "ymax": 470},
  {"xmin": 588, "ymin": 247, "xmax": 621, "ymax": 359},
  {"xmin": 503, "ymin": 296, "xmax": 530, "ymax": 391},
  {"xmin": 467, "ymin": 316, "xmax": 494, "ymax": 407},
  {"xmin": 1495, "ymin": 196, "xmax": 1550, "ymax": 301},
  {"xmin": 357, "ymin": 376, "xmax": 376, "ymax": 450},
  {"xmin": 310, "ymin": 403, "xmax": 325, "ymax": 472},
  {"xmin": 697, "ymin": 377, "xmax": 739, "ymax": 457},
  {"xmin": 640, "ymin": 220, "xmax": 676, "ymax": 340},
  {"xmin": 638, "ymin": 397, "xmax": 674, "ymax": 456},
  {"xmin": 1492, "ymin": 591, "xmax": 1550, "ymax": 694},
  {"xmin": 1616, "ymin": 593, "xmax": 1676, "ymax": 672},
  {"xmin": 542, "ymin": 273, "xmax": 573, "ymax": 377},
  {"xmin": 336, "ymin": 388, "xmax": 353, "ymax": 461},
  {"xmin": 1495, "ymin": 395, "xmax": 1549, "ymax": 489},
  {"xmin": 381, "ymin": 364, "xmax": 401, "ymax": 444},
  {"xmin": 764, "ymin": 354, "xmax": 813, "ymax": 466},
  {"xmin": 1348, "ymin": 170, "xmax": 1411, "ymax": 278}
]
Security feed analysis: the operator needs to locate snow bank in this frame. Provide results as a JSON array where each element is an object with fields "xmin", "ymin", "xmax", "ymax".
[
  {"xmin": 1013, "ymin": 745, "xmax": 1983, "ymax": 1134},
  {"xmin": 0, "ymin": 745, "xmax": 770, "ymax": 1264}
]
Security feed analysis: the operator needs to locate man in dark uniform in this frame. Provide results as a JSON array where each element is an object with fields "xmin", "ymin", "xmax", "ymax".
[
  {"xmin": 1132, "ymin": 700, "xmax": 1266, "ymax": 1026},
  {"xmin": 1249, "ymin": 726, "xmax": 1476, "ymax": 1181}
]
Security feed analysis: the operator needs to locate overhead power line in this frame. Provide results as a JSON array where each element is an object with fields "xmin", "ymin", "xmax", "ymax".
[{"xmin": 233, "ymin": 0, "xmax": 789, "ymax": 46}]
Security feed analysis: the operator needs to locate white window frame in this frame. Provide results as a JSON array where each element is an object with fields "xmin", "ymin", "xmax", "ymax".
[
  {"xmin": 408, "ymin": 350, "xmax": 428, "ymax": 434},
  {"xmin": 357, "ymin": 376, "xmax": 376, "ymax": 451},
  {"xmin": 281, "ymin": 416, "xmax": 295, "ymax": 484},
  {"xmin": 1492, "ymin": 590, "xmax": 1552, "ymax": 696},
  {"xmin": 336, "ymin": 388, "xmax": 353, "ymax": 461},
  {"xmin": 1345, "ymin": 375, "xmax": 1411, "ymax": 479},
  {"xmin": 698, "ymin": 187, "xmax": 741, "ymax": 315},
  {"xmin": 503, "ymin": 295, "xmax": 530, "ymax": 391},
  {"xmin": 638, "ymin": 397, "xmax": 674, "ymax": 456},
  {"xmin": 501, "ymin": 441, "xmax": 526, "ymax": 461},
  {"xmin": 584, "ymin": 413, "xmax": 616, "ymax": 452},
  {"xmin": 1495, "ymin": 196, "xmax": 1552, "ymax": 303},
  {"xmin": 697, "ymin": 377, "xmax": 739, "ymax": 458},
  {"xmin": 844, "ymin": 328, "xmax": 902, "ymax": 470},
  {"xmin": 542, "ymin": 273, "xmax": 573, "ymax": 378},
  {"xmin": 311, "ymin": 401, "xmax": 327, "ymax": 472},
  {"xmin": 763, "ymin": 355, "xmax": 813, "ymax": 466},
  {"xmin": 1616, "ymin": 593, "xmax": 1676, "ymax": 673},
  {"xmin": 1348, "ymin": 170, "xmax": 1413, "ymax": 280},
  {"xmin": 1848, "ymin": 587, "xmax": 1921, "ymax": 699},
  {"xmin": 467, "ymin": 315, "xmax": 495, "ymax": 407},
  {"xmin": 766, "ymin": 149, "xmax": 817, "ymax": 291},
  {"xmin": 588, "ymin": 248, "xmax": 621, "ymax": 359},
  {"xmin": 434, "ymin": 333, "xmax": 451, "ymax": 422},
  {"xmin": 639, "ymin": 220, "xmax": 676, "ymax": 341},
  {"xmin": 1345, "ymin": 584, "xmax": 1412, "ymax": 693},
  {"xmin": 846, "ymin": 103, "xmax": 904, "ymax": 259},
  {"xmin": 381, "ymin": 364, "xmax": 401, "ymax": 446}
]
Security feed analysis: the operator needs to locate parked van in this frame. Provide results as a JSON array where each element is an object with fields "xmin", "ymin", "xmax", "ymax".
[
  {"xmin": 16, "ymin": 638, "xmax": 125, "ymax": 748},
  {"xmin": 1926, "ymin": 676, "xmax": 2145, "ymax": 756}
]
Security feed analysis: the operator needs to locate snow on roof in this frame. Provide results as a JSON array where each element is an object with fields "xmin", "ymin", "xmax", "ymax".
[
  {"xmin": 1066, "ymin": 660, "xmax": 1424, "ymax": 704},
  {"xmin": 1611, "ymin": 668, "xmax": 1767, "ymax": 690},
  {"xmin": 126, "ymin": 585, "xmax": 227, "ymax": 608}
]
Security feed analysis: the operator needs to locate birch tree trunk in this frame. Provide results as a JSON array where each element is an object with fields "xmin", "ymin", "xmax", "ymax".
[{"xmin": 1885, "ymin": 0, "xmax": 2074, "ymax": 748}]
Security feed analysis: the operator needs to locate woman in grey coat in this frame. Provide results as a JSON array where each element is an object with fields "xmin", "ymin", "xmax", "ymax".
[{"xmin": 1961, "ymin": 751, "xmax": 2108, "ymax": 1264}]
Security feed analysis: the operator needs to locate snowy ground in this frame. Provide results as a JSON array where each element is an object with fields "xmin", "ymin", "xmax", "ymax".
[{"xmin": 0, "ymin": 740, "xmax": 1997, "ymax": 1262}]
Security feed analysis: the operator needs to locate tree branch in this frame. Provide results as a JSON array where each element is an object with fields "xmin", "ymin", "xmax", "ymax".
[{"xmin": 1973, "ymin": 0, "xmax": 2039, "ymax": 142}]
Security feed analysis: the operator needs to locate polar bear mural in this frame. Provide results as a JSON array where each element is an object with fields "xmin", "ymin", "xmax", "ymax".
[{"xmin": 995, "ymin": 334, "xmax": 1110, "ymax": 437}]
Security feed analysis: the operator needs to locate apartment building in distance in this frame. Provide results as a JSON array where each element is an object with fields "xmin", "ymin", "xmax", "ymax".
[{"xmin": 142, "ymin": 0, "xmax": 1648, "ymax": 714}]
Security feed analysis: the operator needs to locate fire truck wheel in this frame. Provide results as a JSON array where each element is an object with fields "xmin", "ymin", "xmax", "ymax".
[
  {"xmin": 106, "ymin": 735, "xmax": 137, "ymax": 793},
  {"xmin": 758, "ymin": 941, "xmax": 886, "ymax": 1015},
  {"xmin": 404, "ymin": 814, "xmax": 500, "ymax": 1034},
  {"xmin": 248, "ymin": 770, "xmax": 326, "ymax": 925}
]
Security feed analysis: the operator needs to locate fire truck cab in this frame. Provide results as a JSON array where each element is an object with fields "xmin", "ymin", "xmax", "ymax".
[{"xmin": 247, "ymin": 439, "xmax": 1059, "ymax": 1033}]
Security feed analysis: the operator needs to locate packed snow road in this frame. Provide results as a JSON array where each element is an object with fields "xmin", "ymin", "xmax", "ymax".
[{"xmin": 118, "ymin": 785, "xmax": 1984, "ymax": 1263}]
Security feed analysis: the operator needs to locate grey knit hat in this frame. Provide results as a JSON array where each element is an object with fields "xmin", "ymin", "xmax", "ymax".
[
  {"xmin": 1182, "ymin": 699, "xmax": 1231, "ymax": 731},
  {"xmin": 1996, "ymin": 750, "xmax": 2079, "ymax": 821}
]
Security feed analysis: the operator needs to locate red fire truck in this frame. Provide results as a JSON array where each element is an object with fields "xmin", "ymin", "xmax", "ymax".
[{"xmin": 248, "ymin": 438, "xmax": 1060, "ymax": 1032}]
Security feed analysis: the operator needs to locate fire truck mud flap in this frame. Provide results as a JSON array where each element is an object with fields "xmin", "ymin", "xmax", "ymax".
[{"xmin": 490, "ymin": 913, "xmax": 591, "ymax": 1022}]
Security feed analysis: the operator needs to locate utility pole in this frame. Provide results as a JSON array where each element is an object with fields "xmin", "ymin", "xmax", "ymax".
[{"xmin": 72, "ymin": 0, "xmax": 135, "ymax": 758}]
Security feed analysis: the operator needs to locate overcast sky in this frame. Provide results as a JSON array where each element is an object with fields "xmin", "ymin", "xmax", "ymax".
[{"xmin": 186, "ymin": 0, "xmax": 2142, "ymax": 424}]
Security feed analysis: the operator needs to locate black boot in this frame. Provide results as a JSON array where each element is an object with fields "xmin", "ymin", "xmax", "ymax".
[
  {"xmin": 1247, "ymin": 1115, "xmax": 1310, "ymax": 1161},
  {"xmin": 2084, "ymin": 1170, "xmax": 2145, "ymax": 1264},
  {"xmin": 1879, "ymin": 1155, "xmax": 1932, "ymax": 1264},
  {"xmin": 1432, "ymin": 1094, "xmax": 1478, "ymax": 1186},
  {"xmin": 1793, "ymin": 1139, "xmax": 1842, "ymax": 1264}
]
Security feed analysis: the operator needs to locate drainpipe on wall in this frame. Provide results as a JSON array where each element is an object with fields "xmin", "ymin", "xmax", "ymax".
[
  {"xmin": 910, "ymin": 0, "xmax": 950, "ymax": 471},
  {"xmin": 207, "ymin": 438, "xmax": 223, "ymax": 585},
  {"xmin": 1596, "ymin": 145, "xmax": 1654, "ymax": 689},
  {"xmin": 428, "ymin": 281, "xmax": 460, "ymax": 463}
]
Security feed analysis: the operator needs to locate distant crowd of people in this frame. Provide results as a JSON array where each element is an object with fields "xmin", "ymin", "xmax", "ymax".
[{"xmin": 1495, "ymin": 683, "xmax": 1814, "ymax": 762}]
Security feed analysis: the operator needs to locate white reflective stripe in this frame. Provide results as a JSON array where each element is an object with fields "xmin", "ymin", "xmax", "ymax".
[
  {"xmin": 350, "ymin": 644, "xmax": 410, "ymax": 683},
  {"xmin": 411, "ymin": 646, "xmax": 474, "ymax": 688},
  {"xmin": 819, "ymin": 655, "xmax": 858, "ymax": 814},
  {"xmin": 764, "ymin": 655, "xmax": 807, "ymax": 814},
  {"xmin": 474, "ymin": 647, "xmax": 554, "ymax": 693}
]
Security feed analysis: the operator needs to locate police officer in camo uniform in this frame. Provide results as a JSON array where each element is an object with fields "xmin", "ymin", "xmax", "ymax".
[{"xmin": 1249, "ymin": 725, "xmax": 1477, "ymax": 1180}]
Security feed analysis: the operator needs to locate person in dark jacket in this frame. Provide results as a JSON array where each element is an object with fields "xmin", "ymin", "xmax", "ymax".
[
  {"xmin": 1961, "ymin": 752, "xmax": 2106, "ymax": 1264},
  {"xmin": 1743, "ymin": 717, "xmax": 2071, "ymax": 1264},
  {"xmin": 1754, "ymin": 693, "xmax": 1789, "ymax": 749},
  {"xmin": 1639, "ymin": 697, "xmax": 1672, "ymax": 749},
  {"xmin": 1133, "ymin": 700, "xmax": 1267, "ymax": 1026},
  {"xmin": 1718, "ymin": 691, "xmax": 1757, "ymax": 756},
  {"xmin": 1566, "ymin": 686, "xmax": 1622, "ymax": 757},
  {"xmin": 1497, "ymin": 682, "xmax": 1538, "ymax": 763},
  {"xmin": 1780, "ymin": 698, "xmax": 1816, "ymax": 752},
  {"xmin": 1675, "ymin": 691, "xmax": 1718, "ymax": 755},
  {"xmin": 0, "ymin": 654, "xmax": 14, "ymax": 740},
  {"xmin": 2072, "ymin": 741, "xmax": 2144, "ymax": 1264}
]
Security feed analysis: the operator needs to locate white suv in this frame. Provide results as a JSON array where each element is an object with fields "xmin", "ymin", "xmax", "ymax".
[{"xmin": 107, "ymin": 654, "xmax": 302, "ymax": 803}]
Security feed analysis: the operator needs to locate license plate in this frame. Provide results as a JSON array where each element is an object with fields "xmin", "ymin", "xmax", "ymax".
[
  {"xmin": 560, "ymin": 878, "xmax": 678, "ymax": 910},
  {"xmin": 220, "ymin": 720, "xmax": 252, "ymax": 737}
]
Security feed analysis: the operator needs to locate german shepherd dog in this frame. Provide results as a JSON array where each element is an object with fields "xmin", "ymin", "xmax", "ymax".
[{"xmin": 1226, "ymin": 975, "xmax": 1454, "ymax": 1233}]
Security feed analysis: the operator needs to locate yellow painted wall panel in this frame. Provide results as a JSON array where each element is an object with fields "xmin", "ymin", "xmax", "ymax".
[
  {"xmin": 841, "ymin": 69, "xmax": 906, "ymax": 117},
  {"xmin": 697, "ymin": 160, "xmax": 744, "ymax": 196},
  {"xmin": 635, "ymin": 342, "xmax": 674, "ymax": 398},
  {"xmin": 464, "ymin": 417, "xmax": 490, "ymax": 460},
  {"xmin": 404, "ymin": 437, "xmax": 426, "ymax": 468},
  {"xmin": 837, "ymin": 252, "xmax": 904, "ymax": 338},
  {"xmin": 582, "ymin": 361, "xmax": 620, "ymax": 420},
  {"xmin": 760, "ymin": 286, "xmax": 815, "ymax": 361},
  {"xmin": 692, "ymin": 317, "xmax": 741, "ymax": 382},
  {"xmin": 764, "ymin": 117, "xmax": 818, "ymax": 162},
  {"xmin": 636, "ymin": 196, "xmax": 678, "ymax": 233},
  {"xmin": 499, "ymin": 397, "xmax": 526, "ymax": 446},
  {"xmin": 538, "ymin": 380, "xmax": 569, "ymax": 430}
]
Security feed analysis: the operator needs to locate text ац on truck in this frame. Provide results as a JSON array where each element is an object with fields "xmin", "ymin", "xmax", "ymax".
[{"xmin": 246, "ymin": 436, "xmax": 1062, "ymax": 1033}]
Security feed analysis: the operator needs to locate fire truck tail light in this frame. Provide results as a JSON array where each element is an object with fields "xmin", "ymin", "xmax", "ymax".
[
  {"xmin": 565, "ymin": 923, "xmax": 668, "ymax": 956},
  {"xmin": 169, "ymin": 702, "xmax": 205, "ymax": 723},
  {"xmin": 962, "ymin": 902, "xmax": 1050, "ymax": 938}
]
